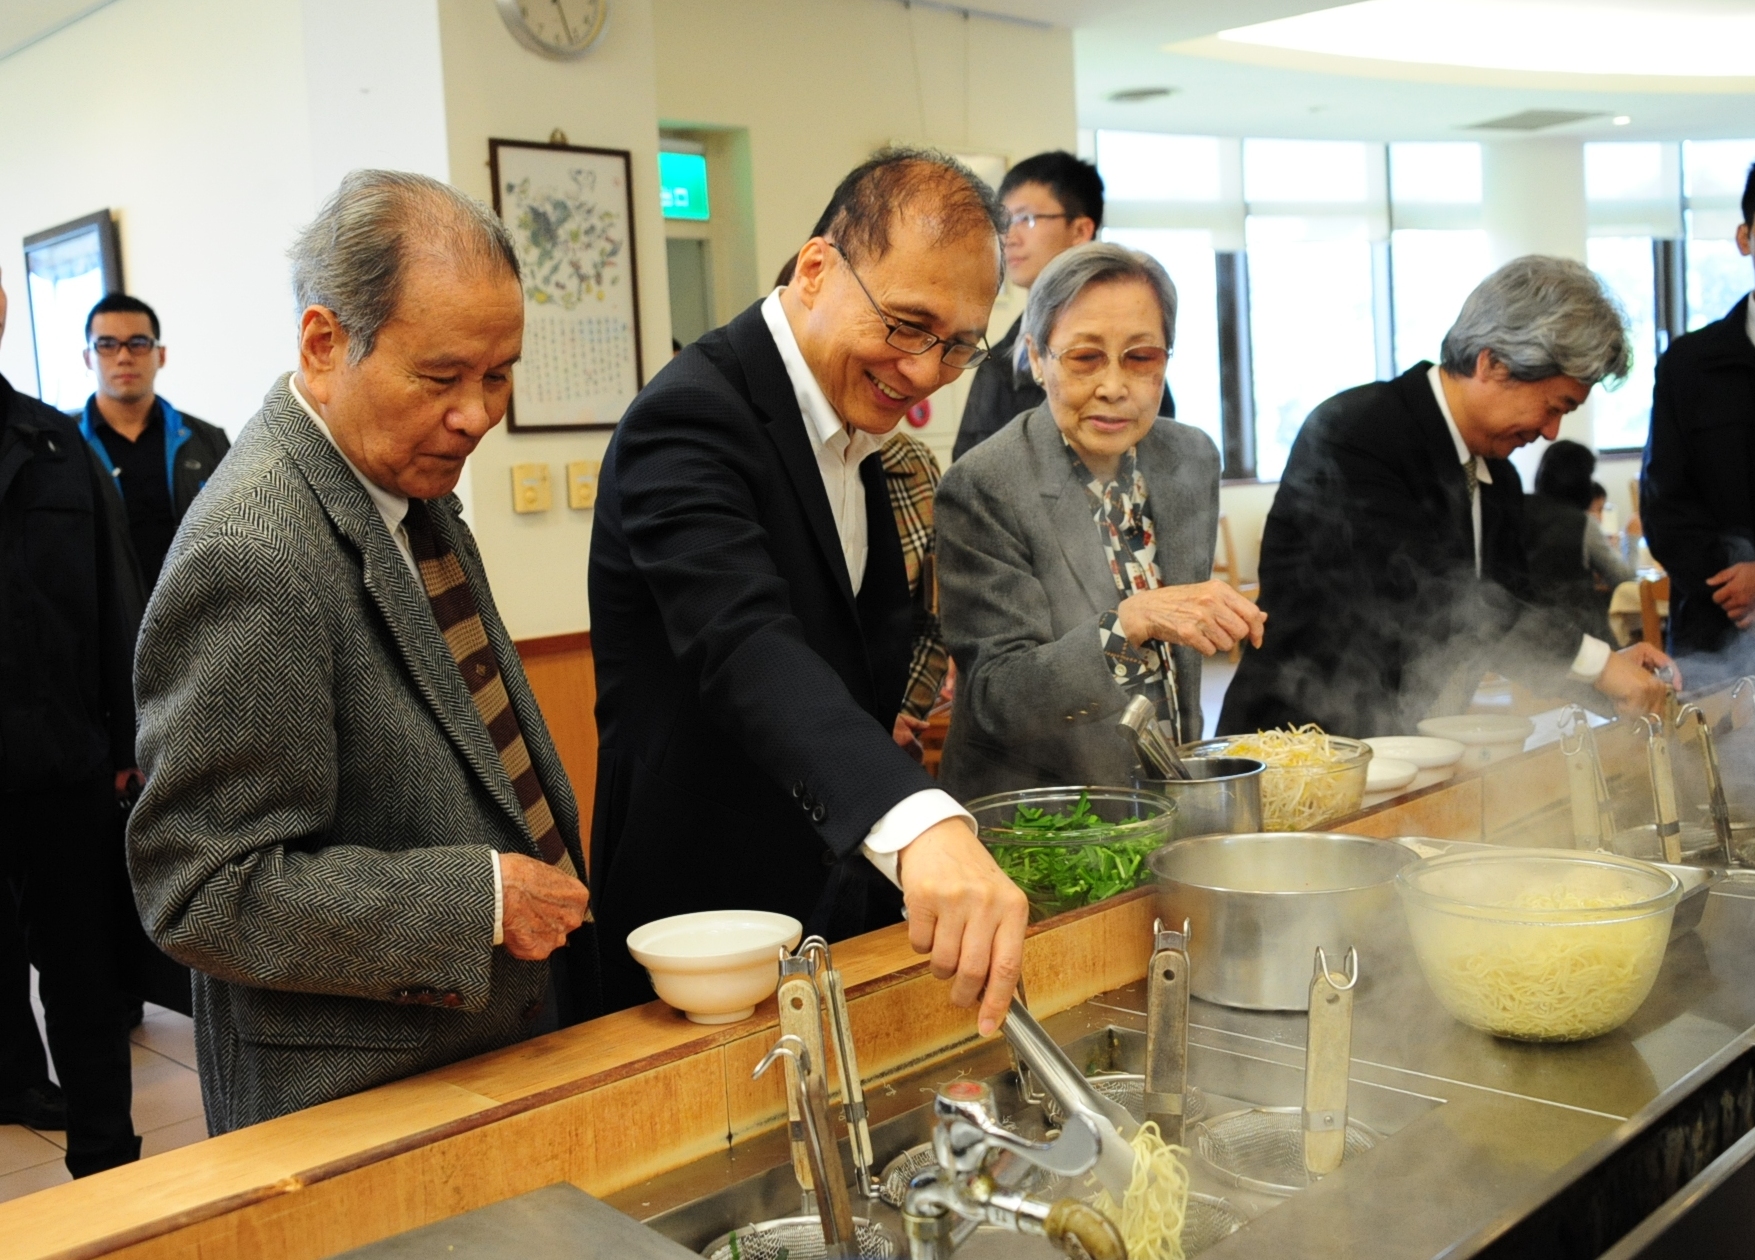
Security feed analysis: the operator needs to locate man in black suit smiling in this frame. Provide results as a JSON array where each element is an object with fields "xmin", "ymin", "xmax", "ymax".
[{"xmin": 589, "ymin": 149, "xmax": 1028, "ymax": 1032}]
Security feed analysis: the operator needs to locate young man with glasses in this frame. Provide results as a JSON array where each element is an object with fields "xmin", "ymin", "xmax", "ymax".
[
  {"xmin": 79, "ymin": 294, "xmax": 229, "ymax": 588},
  {"xmin": 952, "ymin": 151, "xmax": 1172, "ymax": 461},
  {"xmin": 589, "ymin": 148, "xmax": 1029, "ymax": 1034}
]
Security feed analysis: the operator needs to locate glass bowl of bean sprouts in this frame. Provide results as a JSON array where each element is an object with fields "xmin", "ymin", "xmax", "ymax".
[
  {"xmin": 1182, "ymin": 728, "xmax": 1371, "ymax": 832},
  {"xmin": 1397, "ymin": 849, "xmax": 1681, "ymax": 1042}
]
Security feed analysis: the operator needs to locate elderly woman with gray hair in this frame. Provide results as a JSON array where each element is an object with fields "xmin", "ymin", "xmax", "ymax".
[
  {"xmin": 935, "ymin": 242, "xmax": 1265, "ymax": 799},
  {"xmin": 1219, "ymin": 254, "xmax": 1677, "ymax": 739}
]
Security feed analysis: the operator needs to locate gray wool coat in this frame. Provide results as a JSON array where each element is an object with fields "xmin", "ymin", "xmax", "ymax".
[
  {"xmin": 128, "ymin": 377, "xmax": 584, "ymax": 1134},
  {"xmin": 935, "ymin": 404, "xmax": 1220, "ymax": 802}
]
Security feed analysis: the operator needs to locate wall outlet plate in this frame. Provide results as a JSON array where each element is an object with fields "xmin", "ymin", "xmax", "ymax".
[
  {"xmin": 512, "ymin": 463, "xmax": 552, "ymax": 513},
  {"xmin": 567, "ymin": 460, "xmax": 600, "ymax": 510}
]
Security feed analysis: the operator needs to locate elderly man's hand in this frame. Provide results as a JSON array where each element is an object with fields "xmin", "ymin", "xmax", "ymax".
[
  {"xmin": 1118, "ymin": 581, "xmax": 1267, "ymax": 656},
  {"xmin": 1595, "ymin": 642, "xmax": 1680, "ymax": 719},
  {"xmin": 1707, "ymin": 561, "xmax": 1755, "ymax": 628},
  {"xmin": 500, "ymin": 853, "xmax": 591, "ymax": 960},
  {"xmin": 898, "ymin": 818, "xmax": 1028, "ymax": 1038}
]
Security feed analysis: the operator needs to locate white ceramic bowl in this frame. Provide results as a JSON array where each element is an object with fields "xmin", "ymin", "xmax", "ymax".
[
  {"xmin": 1415, "ymin": 716, "xmax": 1535, "ymax": 770},
  {"xmin": 1364, "ymin": 736, "xmax": 1466, "ymax": 791},
  {"xmin": 1361, "ymin": 758, "xmax": 1418, "ymax": 808},
  {"xmin": 626, "ymin": 910, "xmax": 803, "ymax": 1024}
]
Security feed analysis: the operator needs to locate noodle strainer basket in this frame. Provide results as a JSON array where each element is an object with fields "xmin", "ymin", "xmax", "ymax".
[
  {"xmin": 1192, "ymin": 1106, "xmax": 1380, "ymax": 1196},
  {"xmin": 1039, "ymin": 1073, "xmax": 1208, "ymax": 1131},
  {"xmin": 700, "ymin": 1217, "xmax": 897, "ymax": 1260}
]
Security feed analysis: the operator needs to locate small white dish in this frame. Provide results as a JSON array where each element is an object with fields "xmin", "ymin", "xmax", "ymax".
[
  {"xmin": 627, "ymin": 910, "xmax": 803, "ymax": 1025},
  {"xmin": 1361, "ymin": 757, "xmax": 1418, "ymax": 808},
  {"xmin": 1416, "ymin": 715, "xmax": 1535, "ymax": 770},
  {"xmin": 1364, "ymin": 736, "xmax": 1466, "ymax": 791}
]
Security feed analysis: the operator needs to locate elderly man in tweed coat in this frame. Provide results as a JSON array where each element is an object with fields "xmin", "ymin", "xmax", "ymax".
[{"xmin": 129, "ymin": 171, "xmax": 591, "ymax": 1133}]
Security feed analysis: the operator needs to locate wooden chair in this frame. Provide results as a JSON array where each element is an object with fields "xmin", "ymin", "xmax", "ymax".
[
  {"xmin": 1213, "ymin": 514, "xmax": 1261, "ymax": 662},
  {"xmin": 1639, "ymin": 575, "xmax": 1670, "ymax": 649}
]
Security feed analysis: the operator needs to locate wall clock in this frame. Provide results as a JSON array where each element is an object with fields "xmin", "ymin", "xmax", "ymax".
[{"xmin": 495, "ymin": 0, "xmax": 609, "ymax": 59}]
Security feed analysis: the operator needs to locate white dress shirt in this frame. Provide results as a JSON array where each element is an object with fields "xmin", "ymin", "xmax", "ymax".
[
  {"xmin": 759, "ymin": 292, "xmax": 973, "ymax": 885},
  {"xmin": 288, "ymin": 374, "xmax": 507, "ymax": 944},
  {"xmin": 1425, "ymin": 366, "xmax": 1609, "ymax": 683},
  {"xmin": 1746, "ymin": 292, "xmax": 1755, "ymax": 347}
]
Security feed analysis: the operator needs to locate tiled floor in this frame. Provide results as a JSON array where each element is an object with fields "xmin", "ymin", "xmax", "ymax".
[{"xmin": 0, "ymin": 976, "xmax": 207, "ymax": 1205}]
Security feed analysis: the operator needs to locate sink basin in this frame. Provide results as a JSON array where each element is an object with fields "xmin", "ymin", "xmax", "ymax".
[{"xmin": 615, "ymin": 996, "xmax": 1440, "ymax": 1260}]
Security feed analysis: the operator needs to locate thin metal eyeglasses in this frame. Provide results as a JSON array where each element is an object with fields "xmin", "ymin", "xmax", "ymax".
[
  {"xmin": 1043, "ymin": 344, "xmax": 1171, "ymax": 378},
  {"xmin": 1005, "ymin": 210, "xmax": 1070, "ymax": 232},
  {"xmin": 831, "ymin": 243, "xmax": 989, "ymax": 370},
  {"xmin": 89, "ymin": 335, "xmax": 160, "ymax": 356}
]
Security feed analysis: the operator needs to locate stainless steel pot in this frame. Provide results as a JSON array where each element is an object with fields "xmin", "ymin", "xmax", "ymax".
[
  {"xmin": 1137, "ymin": 757, "xmax": 1264, "ymax": 838},
  {"xmin": 1147, "ymin": 833, "xmax": 1416, "ymax": 1011}
]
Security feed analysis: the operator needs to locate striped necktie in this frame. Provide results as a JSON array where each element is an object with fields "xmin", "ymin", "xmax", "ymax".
[{"xmin": 403, "ymin": 500, "xmax": 578, "ymax": 880}]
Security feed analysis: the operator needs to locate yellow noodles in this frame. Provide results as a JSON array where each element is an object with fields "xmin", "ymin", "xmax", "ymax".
[
  {"xmin": 1408, "ymin": 888, "xmax": 1668, "ymax": 1041},
  {"xmin": 1091, "ymin": 1122, "xmax": 1191, "ymax": 1260},
  {"xmin": 1221, "ymin": 725, "xmax": 1363, "ymax": 831}
]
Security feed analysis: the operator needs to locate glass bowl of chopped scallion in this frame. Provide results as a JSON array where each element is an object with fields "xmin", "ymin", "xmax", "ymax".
[{"xmin": 966, "ymin": 787, "xmax": 1178, "ymax": 922}]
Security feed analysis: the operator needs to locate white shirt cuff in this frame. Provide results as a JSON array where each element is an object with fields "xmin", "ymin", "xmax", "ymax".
[
  {"xmin": 490, "ymin": 850, "xmax": 505, "ymax": 946},
  {"xmin": 861, "ymin": 788, "xmax": 975, "ymax": 887},
  {"xmin": 1570, "ymin": 634, "xmax": 1612, "ymax": 683}
]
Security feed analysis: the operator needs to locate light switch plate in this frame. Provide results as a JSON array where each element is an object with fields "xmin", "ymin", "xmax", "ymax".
[
  {"xmin": 567, "ymin": 459, "xmax": 600, "ymax": 510},
  {"xmin": 511, "ymin": 463, "xmax": 552, "ymax": 513}
]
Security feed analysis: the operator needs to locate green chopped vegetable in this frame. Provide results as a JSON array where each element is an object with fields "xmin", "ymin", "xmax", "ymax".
[{"xmin": 987, "ymin": 791, "xmax": 1163, "ymax": 920}]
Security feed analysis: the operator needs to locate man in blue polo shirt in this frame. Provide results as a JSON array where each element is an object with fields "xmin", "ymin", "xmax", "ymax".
[{"xmin": 79, "ymin": 295, "xmax": 229, "ymax": 587}]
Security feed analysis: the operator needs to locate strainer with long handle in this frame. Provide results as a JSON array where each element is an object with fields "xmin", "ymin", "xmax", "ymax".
[
  {"xmin": 777, "ymin": 949, "xmax": 828, "ymax": 1201},
  {"xmin": 1145, "ymin": 917, "xmax": 1192, "ymax": 1145},
  {"xmin": 1640, "ymin": 714, "xmax": 1685, "ymax": 865},
  {"xmin": 1302, "ymin": 945, "xmax": 1359, "ymax": 1178},
  {"xmin": 802, "ymin": 936, "xmax": 877, "ymax": 1198},
  {"xmin": 752, "ymin": 1035, "xmax": 858, "ymax": 1260}
]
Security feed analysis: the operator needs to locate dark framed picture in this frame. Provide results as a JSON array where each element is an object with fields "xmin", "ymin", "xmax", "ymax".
[
  {"xmin": 489, "ymin": 138, "xmax": 644, "ymax": 432},
  {"xmin": 23, "ymin": 209, "xmax": 123, "ymax": 410}
]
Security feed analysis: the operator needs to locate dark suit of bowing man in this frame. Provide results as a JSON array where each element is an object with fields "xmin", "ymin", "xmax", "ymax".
[{"xmin": 589, "ymin": 150, "xmax": 1029, "ymax": 1034}]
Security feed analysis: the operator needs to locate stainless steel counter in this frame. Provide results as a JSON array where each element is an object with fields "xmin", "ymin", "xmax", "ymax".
[{"xmin": 614, "ymin": 871, "xmax": 1755, "ymax": 1260}]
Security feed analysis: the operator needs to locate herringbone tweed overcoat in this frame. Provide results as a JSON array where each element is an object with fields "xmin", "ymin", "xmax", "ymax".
[{"xmin": 128, "ymin": 376, "xmax": 583, "ymax": 1134}]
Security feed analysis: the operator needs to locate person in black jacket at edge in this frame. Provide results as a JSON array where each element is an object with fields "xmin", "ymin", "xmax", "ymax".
[
  {"xmin": 951, "ymin": 151, "xmax": 1172, "ymax": 462},
  {"xmin": 1220, "ymin": 256, "xmax": 1676, "ymax": 740},
  {"xmin": 589, "ymin": 149, "xmax": 1028, "ymax": 1032},
  {"xmin": 1641, "ymin": 162, "xmax": 1755, "ymax": 687},
  {"xmin": 0, "ymin": 268, "xmax": 143, "ymax": 1175}
]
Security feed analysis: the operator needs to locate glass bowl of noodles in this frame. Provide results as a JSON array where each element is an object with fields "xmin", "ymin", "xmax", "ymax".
[
  {"xmin": 1182, "ymin": 728, "xmax": 1371, "ymax": 832},
  {"xmin": 1397, "ymin": 849, "xmax": 1681, "ymax": 1042}
]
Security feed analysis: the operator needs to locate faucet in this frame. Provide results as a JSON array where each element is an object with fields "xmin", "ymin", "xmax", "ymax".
[{"xmin": 900, "ymin": 1080, "xmax": 1128, "ymax": 1260}]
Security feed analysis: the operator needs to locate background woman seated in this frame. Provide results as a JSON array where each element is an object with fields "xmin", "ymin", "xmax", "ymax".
[
  {"xmin": 1523, "ymin": 439, "xmax": 1634, "ymax": 642},
  {"xmin": 935, "ymin": 242, "xmax": 1264, "ymax": 801}
]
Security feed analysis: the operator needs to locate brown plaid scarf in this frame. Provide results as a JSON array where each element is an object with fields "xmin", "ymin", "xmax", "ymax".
[{"xmin": 403, "ymin": 500, "xmax": 578, "ymax": 880}]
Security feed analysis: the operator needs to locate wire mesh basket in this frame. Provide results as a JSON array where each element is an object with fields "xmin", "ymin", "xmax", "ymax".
[
  {"xmin": 701, "ymin": 1216, "xmax": 898, "ymax": 1260},
  {"xmin": 1038, "ymin": 1073, "xmax": 1207, "ymax": 1130},
  {"xmin": 1183, "ymin": 1193, "xmax": 1251, "ymax": 1254},
  {"xmin": 1193, "ymin": 1106, "xmax": 1379, "ymax": 1196}
]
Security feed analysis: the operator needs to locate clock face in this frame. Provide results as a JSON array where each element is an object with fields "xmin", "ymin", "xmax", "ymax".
[{"xmin": 496, "ymin": 0, "xmax": 609, "ymax": 59}]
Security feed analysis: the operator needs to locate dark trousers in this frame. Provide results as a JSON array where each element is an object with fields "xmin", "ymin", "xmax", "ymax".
[
  {"xmin": 0, "ymin": 772, "xmax": 140, "ymax": 1176},
  {"xmin": 0, "ymin": 886, "xmax": 51, "ymax": 1089}
]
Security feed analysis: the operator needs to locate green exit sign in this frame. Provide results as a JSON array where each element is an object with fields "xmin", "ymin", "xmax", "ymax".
[{"xmin": 659, "ymin": 151, "xmax": 710, "ymax": 221}]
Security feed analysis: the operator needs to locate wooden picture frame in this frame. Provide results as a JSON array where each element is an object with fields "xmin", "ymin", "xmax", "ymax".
[
  {"xmin": 489, "ymin": 138, "xmax": 644, "ymax": 432},
  {"xmin": 22, "ymin": 209, "xmax": 123, "ymax": 410}
]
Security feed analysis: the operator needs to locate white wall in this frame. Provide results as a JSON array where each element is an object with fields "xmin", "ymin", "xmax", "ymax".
[
  {"xmin": 0, "ymin": 0, "xmax": 315, "ymax": 429},
  {"xmin": 652, "ymin": 0, "xmax": 1077, "ymax": 466},
  {"xmin": 436, "ymin": 0, "xmax": 669, "ymax": 640}
]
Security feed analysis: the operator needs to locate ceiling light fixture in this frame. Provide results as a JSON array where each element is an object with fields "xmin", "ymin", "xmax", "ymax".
[
  {"xmin": 1213, "ymin": 0, "xmax": 1755, "ymax": 78},
  {"xmin": 1108, "ymin": 86, "xmax": 1177, "ymax": 103},
  {"xmin": 1613, "ymin": 115, "xmax": 1632, "ymax": 126}
]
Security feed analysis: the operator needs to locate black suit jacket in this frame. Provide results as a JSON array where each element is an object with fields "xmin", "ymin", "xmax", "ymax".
[
  {"xmin": 589, "ymin": 302, "xmax": 931, "ymax": 1012},
  {"xmin": 1219, "ymin": 363, "xmax": 1583, "ymax": 738},
  {"xmin": 1641, "ymin": 297, "xmax": 1755, "ymax": 673}
]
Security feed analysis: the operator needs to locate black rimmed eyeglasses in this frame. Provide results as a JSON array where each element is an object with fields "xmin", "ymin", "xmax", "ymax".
[
  {"xmin": 831, "ymin": 243, "xmax": 989, "ymax": 370},
  {"xmin": 89, "ymin": 335, "xmax": 160, "ymax": 357}
]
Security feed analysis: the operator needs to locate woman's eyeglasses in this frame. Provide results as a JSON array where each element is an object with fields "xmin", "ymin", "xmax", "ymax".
[
  {"xmin": 89, "ymin": 335, "xmax": 160, "ymax": 356},
  {"xmin": 1044, "ymin": 345, "xmax": 1170, "ymax": 378}
]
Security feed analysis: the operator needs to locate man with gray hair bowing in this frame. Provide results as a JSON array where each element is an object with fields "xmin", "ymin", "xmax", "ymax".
[
  {"xmin": 129, "ymin": 170, "xmax": 590, "ymax": 1132},
  {"xmin": 1221, "ymin": 255, "xmax": 1677, "ymax": 739}
]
